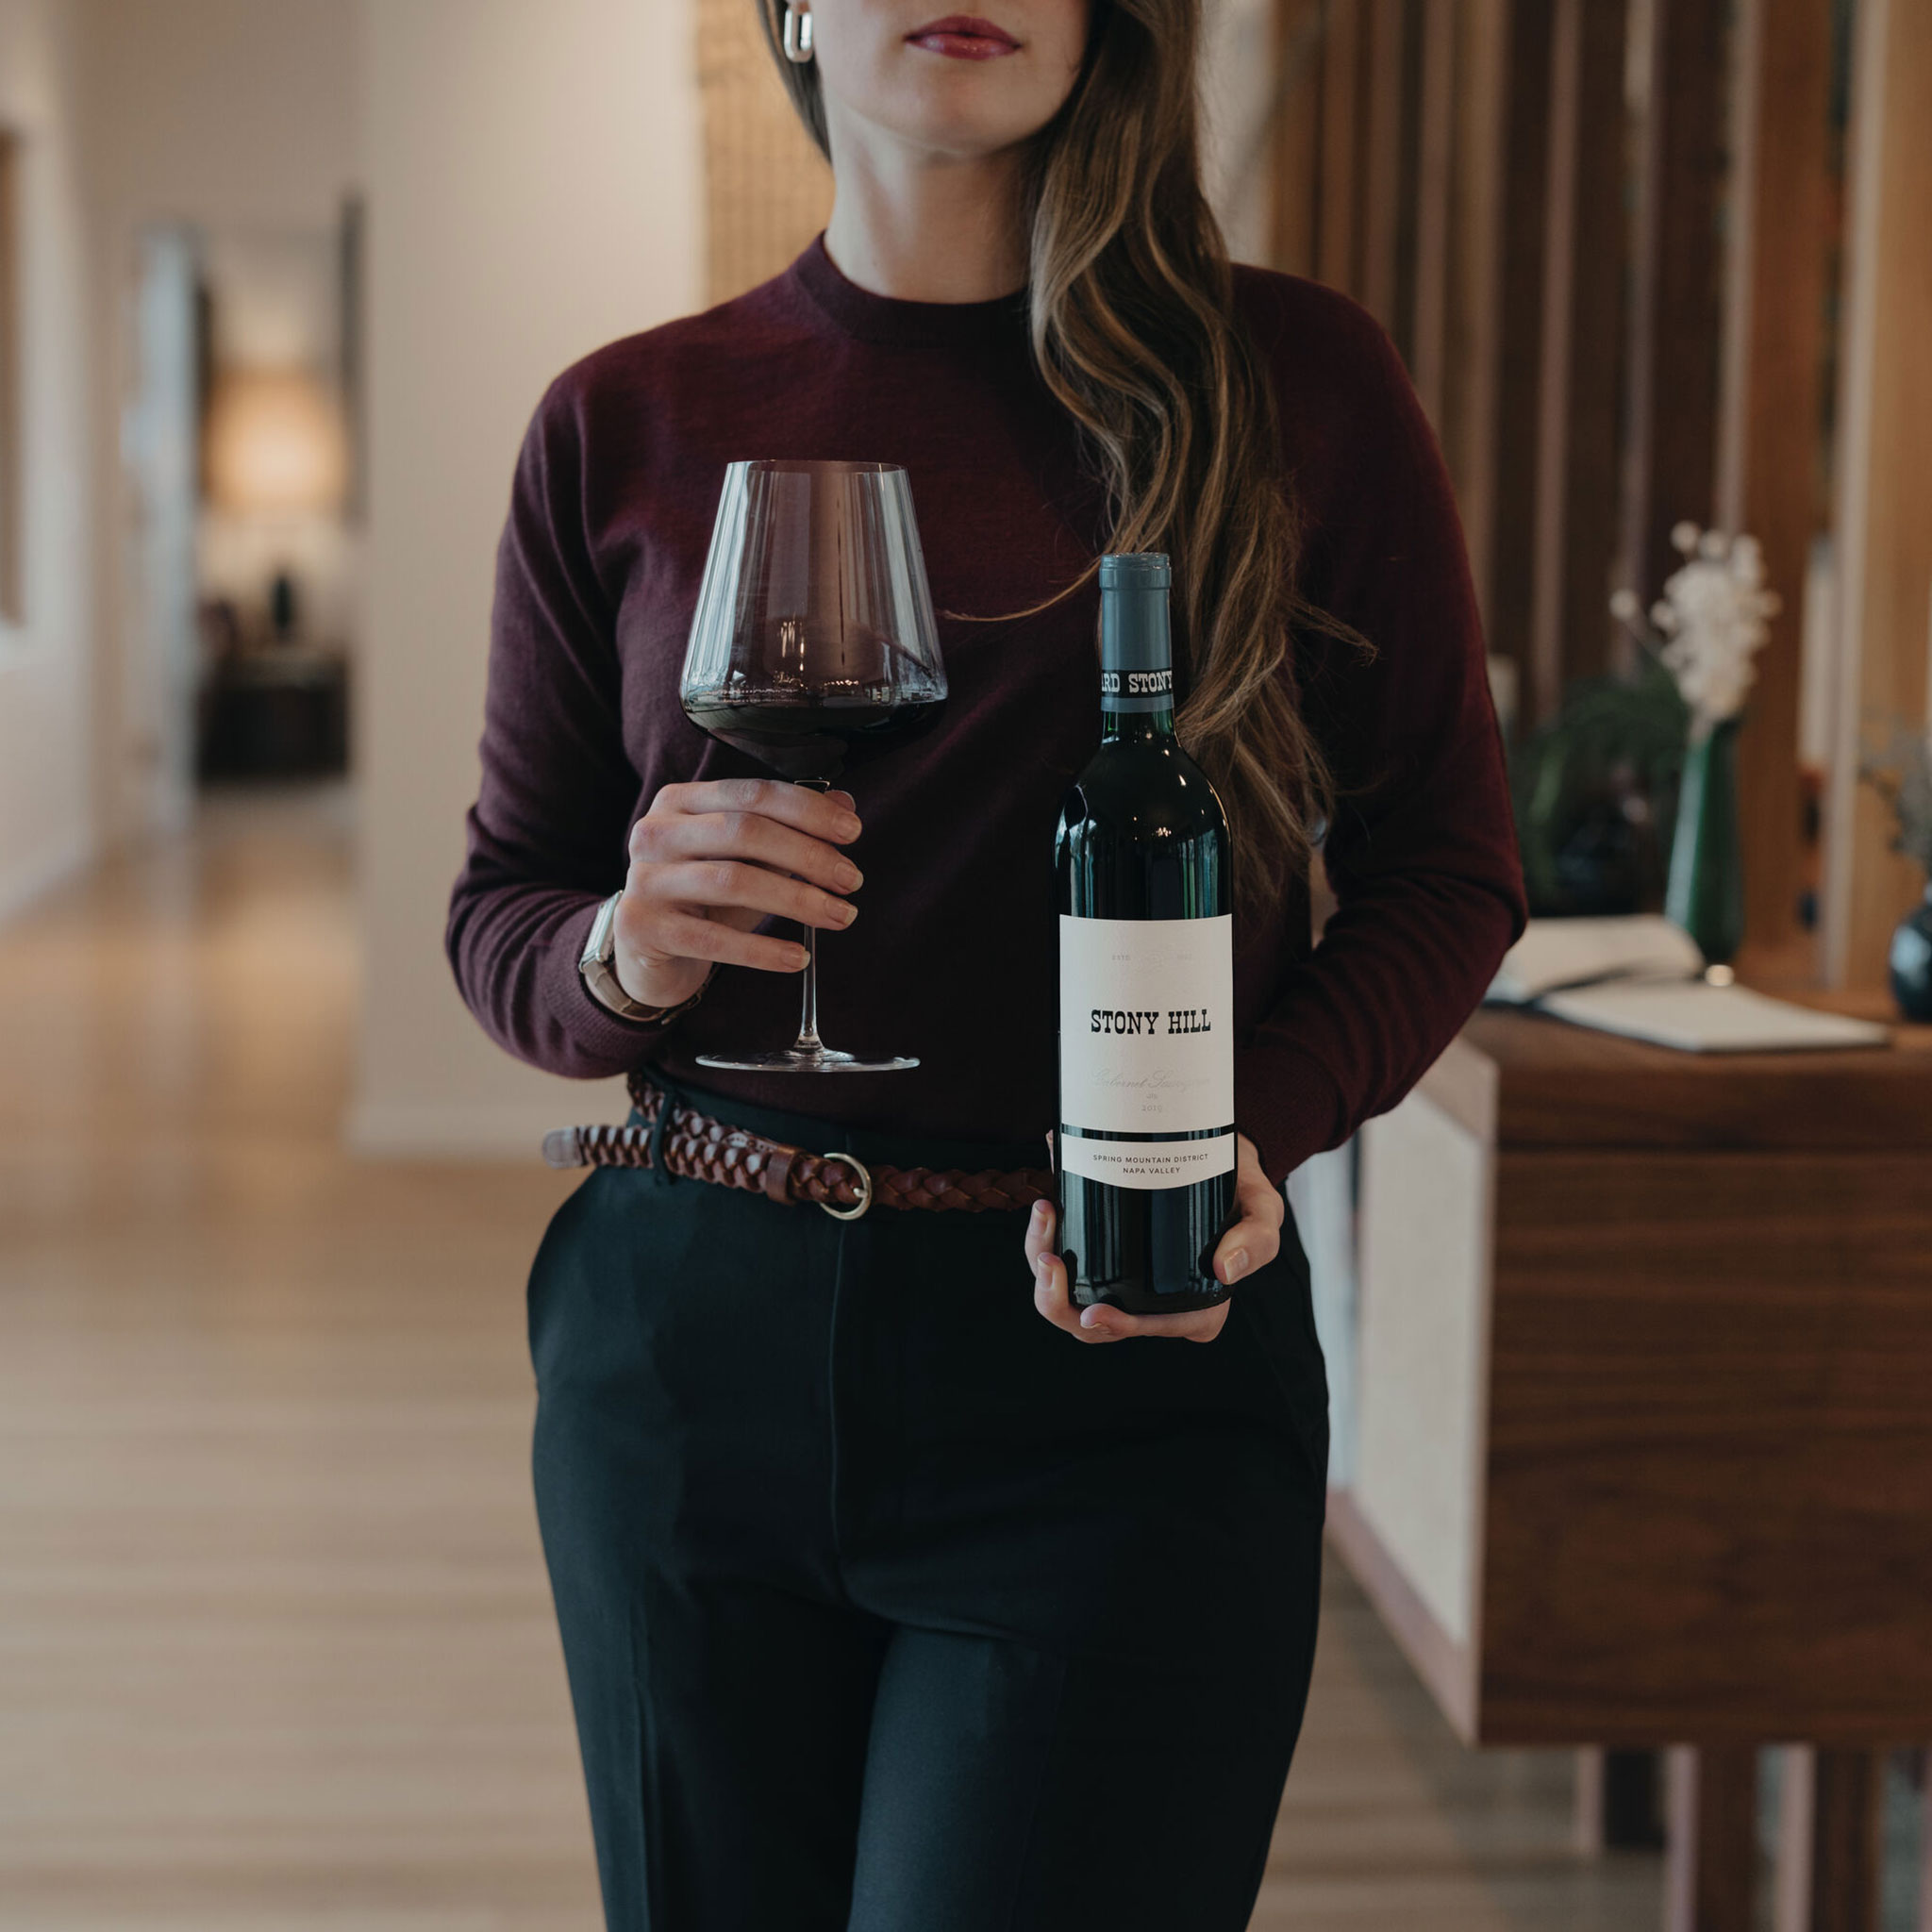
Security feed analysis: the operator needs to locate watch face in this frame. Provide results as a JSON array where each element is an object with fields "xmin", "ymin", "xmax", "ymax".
[{"xmin": 585, "ymin": 891, "xmax": 623, "ymax": 969}]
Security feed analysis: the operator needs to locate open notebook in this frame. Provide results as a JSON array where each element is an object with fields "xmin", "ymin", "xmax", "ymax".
[{"xmin": 1486, "ymin": 916, "xmax": 1890, "ymax": 1053}]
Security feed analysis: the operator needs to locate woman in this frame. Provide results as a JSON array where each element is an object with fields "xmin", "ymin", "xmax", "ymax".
[{"xmin": 448, "ymin": 0, "xmax": 1524, "ymax": 1924}]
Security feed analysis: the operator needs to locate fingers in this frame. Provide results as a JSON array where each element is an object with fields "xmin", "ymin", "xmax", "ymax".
[
  {"xmin": 632, "ymin": 803, "xmax": 863, "ymax": 898},
  {"xmin": 644, "ymin": 779, "xmax": 861, "ymax": 847},
  {"xmin": 1232, "ymin": 1134, "xmax": 1284, "ymax": 1225},
  {"xmin": 1211, "ymin": 1211, "xmax": 1279, "ymax": 1285},
  {"xmin": 1212, "ymin": 1133, "xmax": 1285, "ymax": 1288},
  {"xmin": 1024, "ymin": 1196, "xmax": 1055, "ymax": 1271},
  {"xmin": 1027, "ymin": 1201, "xmax": 1094, "ymax": 1341},
  {"xmin": 1030, "ymin": 1223, "xmax": 1091, "ymax": 1339},
  {"xmin": 613, "ymin": 784, "xmax": 862, "ymax": 994},
  {"xmin": 640, "ymin": 911, "xmax": 810, "ymax": 975},
  {"xmin": 628, "ymin": 857, "xmax": 858, "ymax": 934},
  {"xmin": 1025, "ymin": 1199, "xmax": 1230, "ymax": 1344},
  {"xmin": 1077, "ymin": 1299, "xmax": 1233, "ymax": 1343}
]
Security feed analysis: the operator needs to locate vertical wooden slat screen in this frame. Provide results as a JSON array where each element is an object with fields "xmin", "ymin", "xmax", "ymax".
[
  {"xmin": 1530, "ymin": 0, "xmax": 1629, "ymax": 716},
  {"xmin": 1388, "ymin": 0, "xmax": 1426, "ymax": 369},
  {"xmin": 1718, "ymin": 0, "xmax": 1836, "ymax": 964},
  {"xmin": 1482, "ymin": 1, "xmax": 1557, "ymax": 685},
  {"xmin": 1823, "ymin": 0, "xmax": 1932, "ymax": 989},
  {"xmin": 696, "ymin": 0, "xmax": 834, "ymax": 308},
  {"xmin": 1618, "ymin": 0, "xmax": 1727, "ymax": 610},
  {"xmin": 1528, "ymin": 0, "xmax": 1588, "ymax": 730},
  {"xmin": 1247, "ymin": 0, "xmax": 1868, "ymax": 958},
  {"xmin": 1407, "ymin": 1, "xmax": 1456, "ymax": 431},
  {"xmin": 1437, "ymin": 0, "xmax": 1508, "ymax": 640},
  {"xmin": 1264, "ymin": 5, "xmax": 1654, "ymax": 698},
  {"xmin": 1271, "ymin": 0, "xmax": 1327, "ymax": 282},
  {"xmin": 1316, "ymin": 0, "xmax": 1367, "ymax": 296},
  {"xmin": 1358, "ymin": 0, "xmax": 1408, "ymax": 334}
]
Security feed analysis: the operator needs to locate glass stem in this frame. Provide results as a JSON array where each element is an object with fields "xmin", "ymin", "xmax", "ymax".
[
  {"xmin": 793, "ymin": 921, "xmax": 824, "ymax": 1053},
  {"xmin": 791, "ymin": 776, "xmax": 828, "ymax": 1055}
]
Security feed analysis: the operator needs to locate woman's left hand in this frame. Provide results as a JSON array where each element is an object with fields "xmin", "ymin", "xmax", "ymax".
[{"xmin": 1026, "ymin": 1133, "xmax": 1284, "ymax": 1344}]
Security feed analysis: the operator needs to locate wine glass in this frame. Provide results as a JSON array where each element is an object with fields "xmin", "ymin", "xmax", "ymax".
[{"xmin": 679, "ymin": 459, "xmax": 948, "ymax": 1072}]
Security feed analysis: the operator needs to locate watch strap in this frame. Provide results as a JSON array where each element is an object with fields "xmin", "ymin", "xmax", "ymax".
[{"xmin": 579, "ymin": 891, "xmax": 713, "ymax": 1026}]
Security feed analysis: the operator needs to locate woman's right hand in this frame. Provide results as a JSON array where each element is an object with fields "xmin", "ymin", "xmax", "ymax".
[{"xmin": 611, "ymin": 778, "xmax": 864, "ymax": 1012}]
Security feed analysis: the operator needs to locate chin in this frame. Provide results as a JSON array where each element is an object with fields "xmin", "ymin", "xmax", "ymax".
[
  {"xmin": 882, "ymin": 92, "xmax": 1057, "ymax": 157},
  {"xmin": 902, "ymin": 118, "xmax": 1045, "ymax": 159},
  {"xmin": 854, "ymin": 50, "xmax": 1063, "ymax": 153}
]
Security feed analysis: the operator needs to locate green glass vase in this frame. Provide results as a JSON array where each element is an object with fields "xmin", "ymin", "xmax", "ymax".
[{"xmin": 1665, "ymin": 715, "xmax": 1744, "ymax": 966}]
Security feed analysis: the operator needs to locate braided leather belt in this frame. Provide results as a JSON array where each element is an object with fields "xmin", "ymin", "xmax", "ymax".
[{"xmin": 542, "ymin": 1072, "xmax": 1055, "ymax": 1221}]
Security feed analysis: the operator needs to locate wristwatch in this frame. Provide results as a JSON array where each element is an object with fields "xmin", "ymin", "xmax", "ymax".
[{"xmin": 578, "ymin": 890, "xmax": 712, "ymax": 1025}]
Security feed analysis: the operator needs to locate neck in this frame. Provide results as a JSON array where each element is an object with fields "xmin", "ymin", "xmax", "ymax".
[{"xmin": 822, "ymin": 111, "xmax": 1030, "ymax": 303}]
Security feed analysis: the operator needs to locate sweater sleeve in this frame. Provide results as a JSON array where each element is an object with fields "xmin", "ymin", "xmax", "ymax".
[
  {"xmin": 1235, "ymin": 298, "xmax": 1527, "ymax": 1185},
  {"xmin": 445, "ymin": 378, "xmax": 669, "ymax": 1077}
]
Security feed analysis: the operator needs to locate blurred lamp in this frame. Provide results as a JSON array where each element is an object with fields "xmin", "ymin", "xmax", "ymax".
[{"xmin": 204, "ymin": 367, "xmax": 346, "ymax": 516}]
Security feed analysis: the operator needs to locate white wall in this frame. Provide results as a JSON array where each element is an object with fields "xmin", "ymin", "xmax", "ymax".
[
  {"xmin": 77, "ymin": 0, "xmax": 360, "ymax": 845},
  {"xmin": 81, "ymin": 0, "xmax": 358, "ymax": 233},
  {"xmin": 0, "ymin": 0, "xmax": 94, "ymax": 921},
  {"xmin": 349, "ymin": 0, "xmax": 703, "ymax": 1156}
]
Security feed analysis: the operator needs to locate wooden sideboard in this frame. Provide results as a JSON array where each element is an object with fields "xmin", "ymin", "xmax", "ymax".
[{"xmin": 1328, "ymin": 1005, "xmax": 1932, "ymax": 1926}]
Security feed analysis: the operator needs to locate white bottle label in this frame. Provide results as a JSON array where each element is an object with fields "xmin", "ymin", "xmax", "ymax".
[{"xmin": 1058, "ymin": 914, "xmax": 1235, "ymax": 1191}]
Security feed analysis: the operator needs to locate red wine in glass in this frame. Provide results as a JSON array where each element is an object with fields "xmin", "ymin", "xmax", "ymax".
[
  {"xmin": 677, "ymin": 460, "xmax": 948, "ymax": 1073},
  {"xmin": 680, "ymin": 689, "xmax": 944, "ymax": 785}
]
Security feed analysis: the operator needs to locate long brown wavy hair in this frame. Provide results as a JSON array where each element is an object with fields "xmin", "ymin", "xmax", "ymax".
[{"xmin": 758, "ymin": 0, "xmax": 1350, "ymax": 908}]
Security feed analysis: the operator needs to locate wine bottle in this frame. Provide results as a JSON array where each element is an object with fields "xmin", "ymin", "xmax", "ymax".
[{"xmin": 1055, "ymin": 552, "xmax": 1237, "ymax": 1314}]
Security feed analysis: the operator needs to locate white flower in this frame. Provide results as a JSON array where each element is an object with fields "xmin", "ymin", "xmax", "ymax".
[{"xmin": 1609, "ymin": 525, "xmax": 1782, "ymax": 728}]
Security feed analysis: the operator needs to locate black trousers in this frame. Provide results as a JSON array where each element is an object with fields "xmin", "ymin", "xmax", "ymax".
[{"xmin": 528, "ymin": 1083, "xmax": 1328, "ymax": 1931}]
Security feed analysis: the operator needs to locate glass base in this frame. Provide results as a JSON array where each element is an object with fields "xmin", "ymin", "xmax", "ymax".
[{"xmin": 694, "ymin": 1048, "xmax": 919, "ymax": 1074}]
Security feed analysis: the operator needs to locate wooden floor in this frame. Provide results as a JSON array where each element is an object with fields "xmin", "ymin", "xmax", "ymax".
[{"xmin": 0, "ymin": 788, "xmax": 1663, "ymax": 1929}]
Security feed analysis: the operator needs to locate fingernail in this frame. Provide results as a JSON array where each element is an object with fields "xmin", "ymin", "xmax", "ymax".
[
  {"xmin": 1031, "ymin": 1199, "xmax": 1048, "ymax": 1224},
  {"xmin": 1223, "ymin": 1247, "xmax": 1250, "ymax": 1283},
  {"xmin": 834, "ymin": 900, "xmax": 858, "ymax": 925},
  {"xmin": 829, "ymin": 790, "xmax": 856, "ymax": 810},
  {"xmin": 790, "ymin": 944, "xmax": 810, "ymax": 968},
  {"xmin": 834, "ymin": 813, "xmax": 862, "ymax": 841},
  {"xmin": 836, "ymin": 861, "xmax": 862, "ymax": 890},
  {"xmin": 1079, "ymin": 1307, "xmax": 1106, "ymax": 1329}
]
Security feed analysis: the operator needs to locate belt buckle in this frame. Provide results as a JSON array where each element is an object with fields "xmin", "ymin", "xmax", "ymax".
[{"xmin": 818, "ymin": 1151, "xmax": 873, "ymax": 1221}]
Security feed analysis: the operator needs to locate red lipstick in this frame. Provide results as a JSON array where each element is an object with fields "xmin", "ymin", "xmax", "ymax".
[{"xmin": 905, "ymin": 13, "xmax": 1022, "ymax": 58}]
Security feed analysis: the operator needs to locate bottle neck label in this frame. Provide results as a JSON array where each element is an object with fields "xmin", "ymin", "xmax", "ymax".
[
  {"xmin": 1100, "ymin": 575, "xmax": 1174, "ymax": 714},
  {"xmin": 1100, "ymin": 664, "xmax": 1174, "ymax": 712}
]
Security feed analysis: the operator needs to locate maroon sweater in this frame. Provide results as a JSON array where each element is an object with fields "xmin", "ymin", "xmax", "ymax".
[{"xmin": 448, "ymin": 237, "xmax": 1524, "ymax": 1185}]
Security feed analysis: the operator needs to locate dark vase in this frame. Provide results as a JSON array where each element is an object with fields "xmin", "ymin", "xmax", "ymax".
[
  {"xmin": 1892, "ymin": 884, "xmax": 1932, "ymax": 1022},
  {"xmin": 1664, "ymin": 716, "xmax": 1744, "ymax": 966}
]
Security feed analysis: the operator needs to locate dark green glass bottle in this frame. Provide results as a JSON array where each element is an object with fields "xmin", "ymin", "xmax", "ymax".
[{"xmin": 1054, "ymin": 553, "xmax": 1236, "ymax": 1314}]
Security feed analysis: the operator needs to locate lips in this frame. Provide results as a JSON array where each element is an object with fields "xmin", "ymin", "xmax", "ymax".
[{"xmin": 905, "ymin": 13, "xmax": 1021, "ymax": 58}]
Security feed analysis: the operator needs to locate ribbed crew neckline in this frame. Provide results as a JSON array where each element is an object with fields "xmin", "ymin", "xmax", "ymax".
[{"xmin": 789, "ymin": 232, "xmax": 1031, "ymax": 350}]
